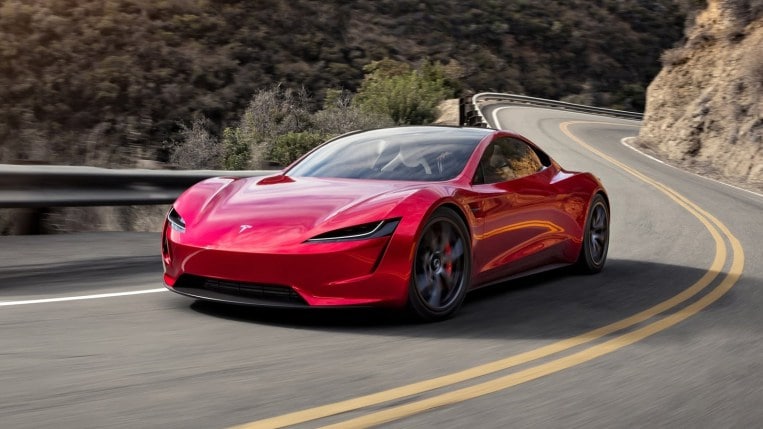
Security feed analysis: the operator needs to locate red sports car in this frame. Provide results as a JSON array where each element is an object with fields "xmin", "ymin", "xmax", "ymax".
[{"xmin": 162, "ymin": 126, "xmax": 609, "ymax": 321}]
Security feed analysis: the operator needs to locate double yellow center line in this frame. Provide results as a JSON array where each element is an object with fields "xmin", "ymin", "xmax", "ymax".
[{"xmin": 232, "ymin": 121, "xmax": 744, "ymax": 429}]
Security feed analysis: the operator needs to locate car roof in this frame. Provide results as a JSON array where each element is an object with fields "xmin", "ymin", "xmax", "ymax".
[{"xmin": 344, "ymin": 125, "xmax": 496, "ymax": 140}]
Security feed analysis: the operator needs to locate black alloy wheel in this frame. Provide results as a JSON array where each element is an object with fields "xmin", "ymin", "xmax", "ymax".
[
  {"xmin": 408, "ymin": 207, "xmax": 471, "ymax": 321},
  {"xmin": 576, "ymin": 193, "xmax": 609, "ymax": 273}
]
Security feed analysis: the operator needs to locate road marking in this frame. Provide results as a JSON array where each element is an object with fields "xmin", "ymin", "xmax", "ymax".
[
  {"xmin": 0, "ymin": 288, "xmax": 166, "ymax": 307},
  {"xmin": 321, "ymin": 247, "xmax": 742, "ymax": 428},
  {"xmin": 314, "ymin": 122, "xmax": 743, "ymax": 428},
  {"xmin": 621, "ymin": 137, "xmax": 763, "ymax": 200},
  {"xmin": 230, "ymin": 121, "xmax": 741, "ymax": 428}
]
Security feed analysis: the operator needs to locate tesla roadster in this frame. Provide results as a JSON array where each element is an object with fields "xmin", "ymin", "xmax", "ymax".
[{"xmin": 162, "ymin": 126, "xmax": 609, "ymax": 321}]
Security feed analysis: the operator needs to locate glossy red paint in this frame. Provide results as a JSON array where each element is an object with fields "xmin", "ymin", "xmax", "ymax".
[{"xmin": 162, "ymin": 127, "xmax": 605, "ymax": 309}]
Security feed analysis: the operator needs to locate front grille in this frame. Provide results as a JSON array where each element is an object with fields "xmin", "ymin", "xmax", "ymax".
[{"xmin": 173, "ymin": 274, "xmax": 307, "ymax": 306}]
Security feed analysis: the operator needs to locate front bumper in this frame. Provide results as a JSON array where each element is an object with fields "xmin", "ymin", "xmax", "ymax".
[{"xmin": 162, "ymin": 227, "xmax": 413, "ymax": 308}]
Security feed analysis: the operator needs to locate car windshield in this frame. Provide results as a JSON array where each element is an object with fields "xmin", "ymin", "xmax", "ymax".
[{"xmin": 286, "ymin": 127, "xmax": 491, "ymax": 181}]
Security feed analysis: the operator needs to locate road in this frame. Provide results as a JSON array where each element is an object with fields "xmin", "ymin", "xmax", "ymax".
[{"xmin": 1, "ymin": 106, "xmax": 761, "ymax": 428}]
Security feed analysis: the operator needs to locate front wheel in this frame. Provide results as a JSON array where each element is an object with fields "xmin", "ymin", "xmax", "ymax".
[
  {"xmin": 575, "ymin": 194, "xmax": 609, "ymax": 273},
  {"xmin": 408, "ymin": 207, "xmax": 471, "ymax": 322}
]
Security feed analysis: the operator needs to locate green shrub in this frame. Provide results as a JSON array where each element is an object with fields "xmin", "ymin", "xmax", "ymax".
[
  {"xmin": 313, "ymin": 88, "xmax": 394, "ymax": 135},
  {"xmin": 268, "ymin": 131, "xmax": 326, "ymax": 166},
  {"xmin": 221, "ymin": 127, "xmax": 251, "ymax": 170},
  {"xmin": 212, "ymin": 85, "xmax": 316, "ymax": 169},
  {"xmin": 219, "ymin": 85, "xmax": 394, "ymax": 170},
  {"xmin": 354, "ymin": 59, "xmax": 451, "ymax": 125}
]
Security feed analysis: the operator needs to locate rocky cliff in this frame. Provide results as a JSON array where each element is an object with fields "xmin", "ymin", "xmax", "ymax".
[{"xmin": 639, "ymin": 0, "xmax": 763, "ymax": 191}]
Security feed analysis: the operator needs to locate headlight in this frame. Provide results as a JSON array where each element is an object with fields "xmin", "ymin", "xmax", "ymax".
[
  {"xmin": 167, "ymin": 207, "xmax": 186, "ymax": 232},
  {"xmin": 306, "ymin": 218, "xmax": 400, "ymax": 242}
]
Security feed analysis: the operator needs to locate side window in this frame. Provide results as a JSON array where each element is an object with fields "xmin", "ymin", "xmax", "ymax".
[
  {"xmin": 503, "ymin": 138, "xmax": 543, "ymax": 178},
  {"xmin": 475, "ymin": 138, "xmax": 543, "ymax": 184}
]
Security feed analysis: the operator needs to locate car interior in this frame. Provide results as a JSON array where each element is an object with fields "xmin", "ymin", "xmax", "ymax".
[{"xmin": 473, "ymin": 138, "xmax": 546, "ymax": 185}]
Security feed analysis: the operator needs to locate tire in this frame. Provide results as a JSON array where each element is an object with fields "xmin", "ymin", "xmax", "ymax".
[
  {"xmin": 408, "ymin": 207, "xmax": 471, "ymax": 322},
  {"xmin": 576, "ymin": 194, "xmax": 609, "ymax": 274}
]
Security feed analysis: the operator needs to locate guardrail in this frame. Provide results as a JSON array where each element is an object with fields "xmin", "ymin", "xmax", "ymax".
[
  {"xmin": 459, "ymin": 92, "xmax": 643, "ymax": 127},
  {"xmin": 0, "ymin": 164, "xmax": 274, "ymax": 208},
  {"xmin": 3, "ymin": 92, "xmax": 641, "ymax": 232}
]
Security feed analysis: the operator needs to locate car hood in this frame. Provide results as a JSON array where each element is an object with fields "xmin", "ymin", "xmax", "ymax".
[{"xmin": 173, "ymin": 175, "xmax": 424, "ymax": 250}]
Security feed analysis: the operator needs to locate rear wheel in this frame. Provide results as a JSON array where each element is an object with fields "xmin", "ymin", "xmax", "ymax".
[
  {"xmin": 408, "ymin": 208, "xmax": 471, "ymax": 322},
  {"xmin": 576, "ymin": 194, "xmax": 609, "ymax": 273}
]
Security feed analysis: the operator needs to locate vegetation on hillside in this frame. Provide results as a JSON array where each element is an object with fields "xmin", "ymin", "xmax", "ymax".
[
  {"xmin": 354, "ymin": 59, "xmax": 450, "ymax": 125},
  {"xmin": 1, "ymin": 0, "xmax": 701, "ymax": 167}
]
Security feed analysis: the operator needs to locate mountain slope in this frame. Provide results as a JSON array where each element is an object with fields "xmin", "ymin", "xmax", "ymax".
[
  {"xmin": 639, "ymin": 0, "xmax": 762, "ymax": 191},
  {"xmin": 0, "ymin": 0, "xmax": 691, "ymax": 166}
]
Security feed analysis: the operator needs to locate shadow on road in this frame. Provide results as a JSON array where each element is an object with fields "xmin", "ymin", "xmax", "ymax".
[{"xmin": 184, "ymin": 258, "xmax": 729, "ymax": 340}]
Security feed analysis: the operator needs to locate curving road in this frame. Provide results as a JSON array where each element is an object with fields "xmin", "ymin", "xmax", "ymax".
[{"xmin": 1, "ymin": 106, "xmax": 762, "ymax": 428}]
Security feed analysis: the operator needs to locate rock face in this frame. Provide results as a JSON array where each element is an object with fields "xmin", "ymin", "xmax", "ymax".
[{"xmin": 639, "ymin": 0, "xmax": 763, "ymax": 191}]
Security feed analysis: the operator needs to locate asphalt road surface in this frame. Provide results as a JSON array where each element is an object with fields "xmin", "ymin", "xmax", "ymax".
[{"xmin": 1, "ymin": 106, "xmax": 761, "ymax": 428}]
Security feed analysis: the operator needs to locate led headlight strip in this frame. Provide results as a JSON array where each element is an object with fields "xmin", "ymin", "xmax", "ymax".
[{"xmin": 306, "ymin": 218, "xmax": 400, "ymax": 242}]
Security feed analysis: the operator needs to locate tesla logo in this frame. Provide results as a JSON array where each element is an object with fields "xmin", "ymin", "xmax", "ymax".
[{"xmin": 239, "ymin": 224, "xmax": 253, "ymax": 233}]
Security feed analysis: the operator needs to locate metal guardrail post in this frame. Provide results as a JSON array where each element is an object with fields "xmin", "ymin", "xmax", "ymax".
[
  {"xmin": 11, "ymin": 208, "xmax": 48, "ymax": 234},
  {"xmin": 459, "ymin": 96, "xmax": 467, "ymax": 126}
]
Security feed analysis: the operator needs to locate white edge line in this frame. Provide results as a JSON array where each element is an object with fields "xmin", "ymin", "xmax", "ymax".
[
  {"xmin": 621, "ymin": 137, "xmax": 763, "ymax": 200},
  {"xmin": 0, "ymin": 288, "xmax": 167, "ymax": 307},
  {"xmin": 491, "ymin": 106, "xmax": 505, "ymax": 129}
]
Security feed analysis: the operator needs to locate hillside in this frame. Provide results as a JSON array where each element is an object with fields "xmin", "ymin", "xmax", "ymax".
[
  {"xmin": 638, "ymin": 0, "xmax": 762, "ymax": 191},
  {"xmin": 0, "ymin": 0, "xmax": 694, "ymax": 167}
]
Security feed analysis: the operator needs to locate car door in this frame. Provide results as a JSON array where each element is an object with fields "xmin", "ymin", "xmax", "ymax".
[{"xmin": 470, "ymin": 137, "xmax": 566, "ymax": 284}]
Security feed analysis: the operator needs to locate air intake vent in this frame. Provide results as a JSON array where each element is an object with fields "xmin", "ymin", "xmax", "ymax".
[{"xmin": 173, "ymin": 274, "xmax": 307, "ymax": 306}]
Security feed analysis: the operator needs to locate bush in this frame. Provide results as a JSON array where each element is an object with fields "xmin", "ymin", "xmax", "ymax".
[
  {"xmin": 214, "ymin": 62, "xmax": 451, "ymax": 170},
  {"xmin": 223, "ymin": 86, "xmax": 394, "ymax": 168},
  {"xmin": 234, "ymin": 84, "xmax": 314, "ymax": 168},
  {"xmin": 221, "ymin": 126, "xmax": 251, "ymax": 170},
  {"xmin": 268, "ymin": 131, "xmax": 326, "ymax": 166},
  {"xmin": 354, "ymin": 59, "xmax": 451, "ymax": 125},
  {"xmin": 168, "ymin": 117, "xmax": 222, "ymax": 169},
  {"xmin": 313, "ymin": 88, "xmax": 394, "ymax": 135}
]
